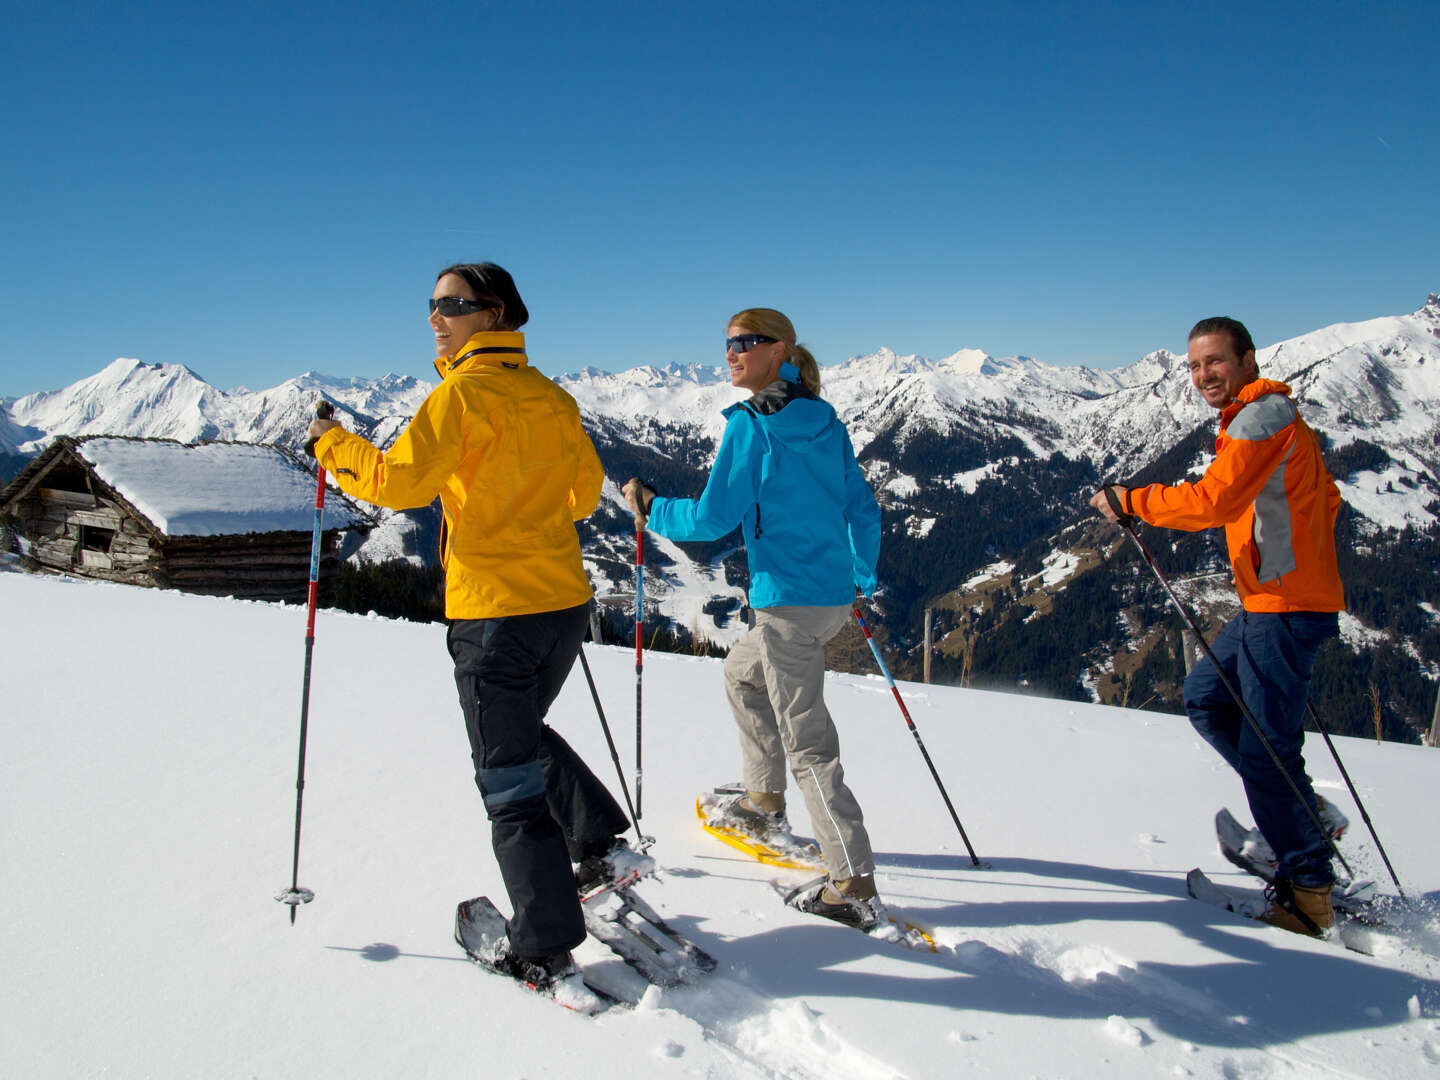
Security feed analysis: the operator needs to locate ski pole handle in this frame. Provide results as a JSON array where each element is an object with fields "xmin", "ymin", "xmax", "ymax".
[
  {"xmin": 1100, "ymin": 484, "xmax": 1138, "ymax": 528},
  {"xmin": 304, "ymin": 401, "xmax": 332, "ymax": 637}
]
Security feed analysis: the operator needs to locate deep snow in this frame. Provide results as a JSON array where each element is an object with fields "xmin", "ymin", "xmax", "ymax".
[{"xmin": 3, "ymin": 568, "xmax": 1439, "ymax": 1079}]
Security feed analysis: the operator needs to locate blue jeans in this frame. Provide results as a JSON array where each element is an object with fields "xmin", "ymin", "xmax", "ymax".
[{"xmin": 1184, "ymin": 610, "xmax": 1339, "ymax": 887}]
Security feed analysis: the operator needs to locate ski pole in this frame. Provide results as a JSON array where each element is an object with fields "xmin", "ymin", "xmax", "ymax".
[
  {"xmin": 852, "ymin": 604, "xmax": 982, "ymax": 866},
  {"xmin": 577, "ymin": 643, "xmax": 648, "ymax": 849},
  {"xmin": 1306, "ymin": 702, "xmax": 1407, "ymax": 901},
  {"xmin": 277, "ymin": 400, "xmax": 333, "ymax": 922},
  {"xmin": 634, "ymin": 524, "xmax": 644, "ymax": 820},
  {"xmin": 1100, "ymin": 489, "xmax": 1359, "ymax": 880}
]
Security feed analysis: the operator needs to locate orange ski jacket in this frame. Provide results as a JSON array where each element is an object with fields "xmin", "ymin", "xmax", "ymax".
[
  {"xmin": 313, "ymin": 331, "xmax": 603, "ymax": 620},
  {"xmin": 1127, "ymin": 378, "xmax": 1344, "ymax": 613}
]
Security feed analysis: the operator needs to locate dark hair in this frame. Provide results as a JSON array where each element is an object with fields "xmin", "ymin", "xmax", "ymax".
[
  {"xmin": 436, "ymin": 262, "xmax": 529, "ymax": 330},
  {"xmin": 1188, "ymin": 316, "xmax": 1255, "ymax": 359}
]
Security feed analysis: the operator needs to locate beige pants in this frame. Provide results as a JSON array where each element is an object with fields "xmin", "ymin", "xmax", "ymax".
[{"xmin": 724, "ymin": 605, "xmax": 875, "ymax": 879}]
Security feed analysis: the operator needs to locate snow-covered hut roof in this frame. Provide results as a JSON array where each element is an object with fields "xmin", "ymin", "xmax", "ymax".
[{"xmin": 4, "ymin": 436, "xmax": 372, "ymax": 537}]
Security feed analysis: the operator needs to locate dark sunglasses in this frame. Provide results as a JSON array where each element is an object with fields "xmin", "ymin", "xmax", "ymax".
[
  {"xmin": 726, "ymin": 333, "xmax": 777, "ymax": 353},
  {"xmin": 429, "ymin": 296, "xmax": 498, "ymax": 317}
]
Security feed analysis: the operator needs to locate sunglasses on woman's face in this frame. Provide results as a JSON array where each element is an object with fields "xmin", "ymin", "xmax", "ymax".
[
  {"xmin": 726, "ymin": 334, "xmax": 777, "ymax": 354},
  {"xmin": 429, "ymin": 296, "xmax": 497, "ymax": 317}
]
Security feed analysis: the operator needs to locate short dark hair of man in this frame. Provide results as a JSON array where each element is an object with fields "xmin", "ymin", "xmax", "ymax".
[{"xmin": 1188, "ymin": 316, "xmax": 1255, "ymax": 359}]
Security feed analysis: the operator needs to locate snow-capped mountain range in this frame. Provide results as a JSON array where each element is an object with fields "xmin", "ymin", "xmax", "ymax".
[
  {"xmin": 5, "ymin": 294, "xmax": 1440, "ymax": 708},
  {"xmin": 9, "ymin": 294, "xmax": 1439, "ymax": 495}
]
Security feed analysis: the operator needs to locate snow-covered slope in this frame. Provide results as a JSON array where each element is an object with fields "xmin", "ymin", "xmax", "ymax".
[
  {"xmin": 0, "ymin": 405, "xmax": 42, "ymax": 455},
  {"xmin": 3, "ymin": 569, "xmax": 1438, "ymax": 1078}
]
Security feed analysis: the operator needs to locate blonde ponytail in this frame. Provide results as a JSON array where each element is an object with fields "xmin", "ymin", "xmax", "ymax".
[{"xmin": 790, "ymin": 343, "xmax": 822, "ymax": 395}]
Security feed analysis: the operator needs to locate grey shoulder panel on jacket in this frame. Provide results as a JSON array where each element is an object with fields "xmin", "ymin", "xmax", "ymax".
[{"xmin": 1228, "ymin": 394, "xmax": 1298, "ymax": 441}]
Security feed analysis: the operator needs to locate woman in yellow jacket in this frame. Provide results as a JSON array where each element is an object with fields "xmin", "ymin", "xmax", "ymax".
[{"xmin": 308, "ymin": 262, "xmax": 633, "ymax": 988}]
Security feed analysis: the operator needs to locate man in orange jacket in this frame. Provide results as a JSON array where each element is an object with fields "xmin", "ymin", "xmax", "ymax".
[{"xmin": 1091, "ymin": 316, "xmax": 1345, "ymax": 937}]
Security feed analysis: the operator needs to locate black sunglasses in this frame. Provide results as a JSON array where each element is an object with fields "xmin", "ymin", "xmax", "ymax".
[
  {"xmin": 726, "ymin": 333, "xmax": 778, "ymax": 353},
  {"xmin": 429, "ymin": 296, "xmax": 498, "ymax": 317}
]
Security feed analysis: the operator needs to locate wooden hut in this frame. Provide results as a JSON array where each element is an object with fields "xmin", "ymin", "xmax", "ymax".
[{"xmin": 0, "ymin": 436, "xmax": 372, "ymax": 603}]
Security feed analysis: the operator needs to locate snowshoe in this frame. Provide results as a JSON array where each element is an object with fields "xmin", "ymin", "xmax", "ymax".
[
  {"xmin": 574, "ymin": 837, "xmax": 657, "ymax": 899},
  {"xmin": 454, "ymin": 896, "xmax": 610, "ymax": 1013},
  {"xmin": 707, "ymin": 789, "xmax": 790, "ymax": 835},
  {"xmin": 1216, "ymin": 799, "xmax": 1348, "ymax": 879},
  {"xmin": 581, "ymin": 882, "xmax": 717, "ymax": 986},
  {"xmin": 1214, "ymin": 806, "xmax": 1375, "ymax": 916},
  {"xmin": 697, "ymin": 786, "xmax": 823, "ymax": 871}
]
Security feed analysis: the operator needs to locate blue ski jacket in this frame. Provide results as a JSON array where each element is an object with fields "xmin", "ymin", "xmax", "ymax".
[{"xmin": 647, "ymin": 363, "xmax": 881, "ymax": 609}]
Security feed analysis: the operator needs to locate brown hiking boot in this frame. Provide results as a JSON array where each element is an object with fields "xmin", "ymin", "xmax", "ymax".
[
  {"xmin": 708, "ymin": 790, "xmax": 788, "ymax": 838},
  {"xmin": 825, "ymin": 874, "xmax": 878, "ymax": 901},
  {"xmin": 1258, "ymin": 879, "xmax": 1334, "ymax": 937},
  {"xmin": 746, "ymin": 790, "xmax": 786, "ymax": 814},
  {"xmin": 797, "ymin": 874, "xmax": 883, "ymax": 930}
]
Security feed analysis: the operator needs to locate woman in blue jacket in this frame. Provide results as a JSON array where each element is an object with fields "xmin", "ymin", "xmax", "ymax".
[{"xmin": 624, "ymin": 307, "xmax": 883, "ymax": 929}]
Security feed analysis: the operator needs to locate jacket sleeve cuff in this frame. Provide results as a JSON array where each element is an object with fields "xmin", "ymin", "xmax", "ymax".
[
  {"xmin": 313, "ymin": 426, "xmax": 346, "ymax": 468},
  {"xmin": 315, "ymin": 426, "xmax": 345, "ymax": 460}
]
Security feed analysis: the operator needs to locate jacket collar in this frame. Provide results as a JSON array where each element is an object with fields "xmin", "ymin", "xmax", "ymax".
[
  {"xmin": 724, "ymin": 362, "xmax": 818, "ymax": 419},
  {"xmin": 433, "ymin": 331, "xmax": 529, "ymax": 379},
  {"xmin": 1220, "ymin": 377, "xmax": 1292, "ymax": 423}
]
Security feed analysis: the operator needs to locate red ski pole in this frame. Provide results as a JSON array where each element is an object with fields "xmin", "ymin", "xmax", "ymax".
[{"xmin": 277, "ymin": 401, "xmax": 333, "ymax": 922}]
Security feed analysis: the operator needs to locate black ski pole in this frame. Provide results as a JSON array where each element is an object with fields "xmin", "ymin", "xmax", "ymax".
[
  {"xmin": 1099, "ymin": 488, "xmax": 1359, "ymax": 880},
  {"xmin": 577, "ymin": 643, "xmax": 649, "ymax": 850},
  {"xmin": 1306, "ymin": 702, "xmax": 1407, "ymax": 901},
  {"xmin": 277, "ymin": 400, "xmax": 333, "ymax": 922},
  {"xmin": 852, "ymin": 604, "xmax": 982, "ymax": 866}
]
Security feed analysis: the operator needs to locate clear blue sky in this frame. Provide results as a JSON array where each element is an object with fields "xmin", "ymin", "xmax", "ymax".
[{"xmin": 2, "ymin": 1, "xmax": 1435, "ymax": 398}]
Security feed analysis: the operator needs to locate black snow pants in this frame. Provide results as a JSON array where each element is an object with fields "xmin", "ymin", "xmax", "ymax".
[{"xmin": 447, "ymin": 602, "xmax": 629, "ymax": 957}]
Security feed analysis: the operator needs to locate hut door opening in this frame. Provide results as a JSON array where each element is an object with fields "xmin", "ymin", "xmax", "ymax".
[{"xmin": 79, "ymin": 524, "xmax": 116, "ymax": 568}]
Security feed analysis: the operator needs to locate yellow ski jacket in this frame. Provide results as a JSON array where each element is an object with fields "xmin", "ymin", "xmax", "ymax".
[{"xmin": 313, "ymin": 331, "xmax": 603, "ymax": 619}]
